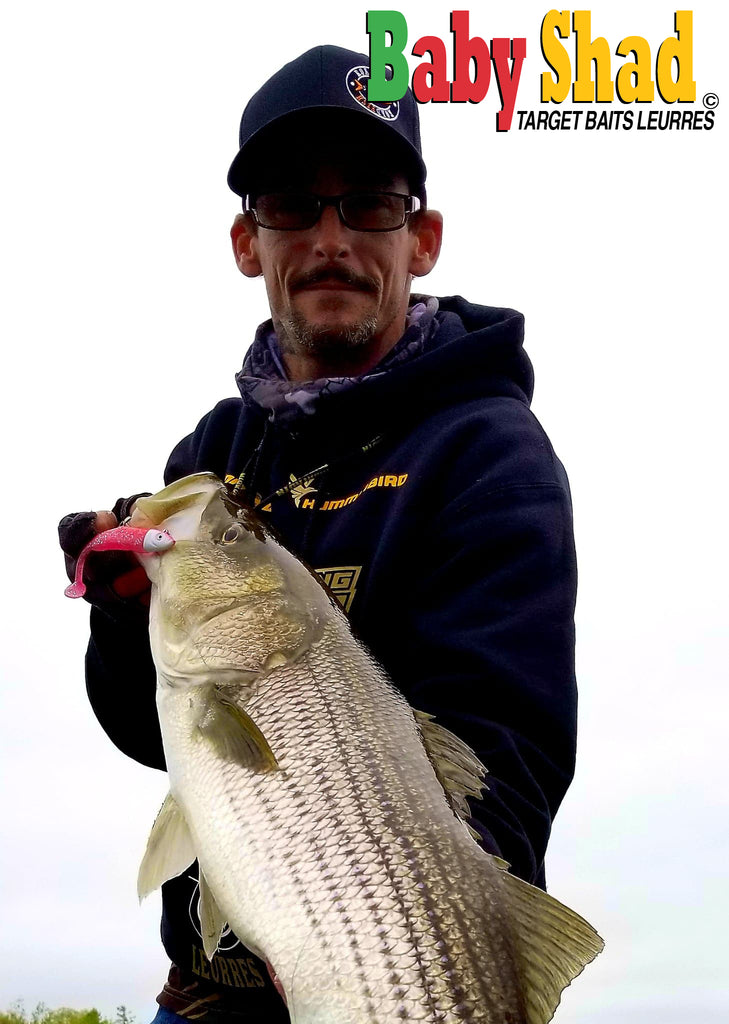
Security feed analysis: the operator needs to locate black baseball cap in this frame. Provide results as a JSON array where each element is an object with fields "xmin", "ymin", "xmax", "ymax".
[{"xmin": 227, "ymin": 45, "xmax": 427, "ymax": 202}]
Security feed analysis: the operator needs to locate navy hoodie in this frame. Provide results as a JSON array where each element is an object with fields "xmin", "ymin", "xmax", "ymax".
[{"xmin": 85, "ymin": 295, "xmax": 577, "ymax": 1013}]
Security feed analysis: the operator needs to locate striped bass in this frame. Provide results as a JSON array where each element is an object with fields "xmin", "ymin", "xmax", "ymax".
[{"xmin": 132, "ymin": 472, "xmax": 603, "ymax": 1024}]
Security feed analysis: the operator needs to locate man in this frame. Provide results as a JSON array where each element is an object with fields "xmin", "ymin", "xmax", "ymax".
[{"xmin": 60, "ymin": 45, "xmax": 577, "ymax": 1024}]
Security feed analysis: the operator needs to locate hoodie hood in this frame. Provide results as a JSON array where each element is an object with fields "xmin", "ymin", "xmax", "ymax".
[{"xmin": 235, "ymin": 295, "xmax": 533, "ymax": 439}]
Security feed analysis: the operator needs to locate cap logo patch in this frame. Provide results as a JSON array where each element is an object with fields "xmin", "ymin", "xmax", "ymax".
[{"xmin": 345, "ymin": 65, "xmax": 400, "ymax": 121}]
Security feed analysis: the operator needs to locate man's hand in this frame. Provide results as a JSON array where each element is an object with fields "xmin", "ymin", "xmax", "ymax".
[{"xmin": 58, "ymin": 493, "xmax": 153, "ymax": 612}]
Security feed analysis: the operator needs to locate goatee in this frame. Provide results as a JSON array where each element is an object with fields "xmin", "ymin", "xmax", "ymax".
[{"xmin": 277, "ymin": 311, "xmax": 380, "ymax": 365}]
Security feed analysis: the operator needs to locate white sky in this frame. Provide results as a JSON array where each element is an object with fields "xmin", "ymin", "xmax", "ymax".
[{"xmin": 1, "ymin": 2, "xmax": 727, "ymax": 1021}]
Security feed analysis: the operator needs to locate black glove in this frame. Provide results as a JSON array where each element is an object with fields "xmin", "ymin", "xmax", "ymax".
[{"xmin": 59, "ymin": 492, "xmax": 152, "ymax": 618}]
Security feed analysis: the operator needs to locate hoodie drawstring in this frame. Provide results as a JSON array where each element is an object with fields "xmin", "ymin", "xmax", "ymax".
[
  {"xmin": 233, "ymin": 432, "xmax": 385, "ymax": 511},
  {"xmin": 232, "ymin": 418, "xmax": 273, "ymax": 501}
]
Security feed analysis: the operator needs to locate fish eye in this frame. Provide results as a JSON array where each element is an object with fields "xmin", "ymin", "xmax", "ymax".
[{"xmin": 220, "ymin": 524, "xmax": 243, "ymax": 545}]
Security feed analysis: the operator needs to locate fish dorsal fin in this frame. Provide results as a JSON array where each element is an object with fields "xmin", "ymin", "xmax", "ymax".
[
  {"xmin": 137, "ymin": 792, "xmax": 196, "ymax": 900},
  {"xmin": 198, "ymin": 868, "xmax": 228, "ymax": 962},
  {"xmin": 414, "ymin": 710, "xmax": 487, "ymax": 829},
  {"xmin": 199, "ymin": 691, "xmax": 279, "ymax": 773},
  {"xmin": 497, "ymin": 864, "xmax": 605, "ymax": 1024}
]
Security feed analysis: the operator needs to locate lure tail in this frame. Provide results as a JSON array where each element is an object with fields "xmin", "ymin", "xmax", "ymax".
[{"xmin": 64, "ymin": 526, "xmax": 174, "ymax": 599}]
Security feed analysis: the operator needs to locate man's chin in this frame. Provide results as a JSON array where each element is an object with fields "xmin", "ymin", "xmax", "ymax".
[{"xmin": 278, "ymin": 309, "xmax": 379, "ymax": 357}]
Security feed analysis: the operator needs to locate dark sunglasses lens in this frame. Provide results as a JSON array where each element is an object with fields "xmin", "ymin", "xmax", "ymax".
[
  {"xmin": 341, "ymin": 194, "xmax": 407, "ymax": 230},
  {"xmin": 255, "ymin": 194, "xmax": 319, "ymax": 229}
]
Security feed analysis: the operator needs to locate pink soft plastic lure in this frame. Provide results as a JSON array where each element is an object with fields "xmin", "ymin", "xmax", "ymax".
[{"xmin": 64, "ymin": 525, "xmax": 175, "ymax": 599}]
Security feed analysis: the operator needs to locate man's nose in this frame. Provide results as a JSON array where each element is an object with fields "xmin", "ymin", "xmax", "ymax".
[{"xmin": 311, "ymin": 203, "xmax": 351, "ymax": 259}]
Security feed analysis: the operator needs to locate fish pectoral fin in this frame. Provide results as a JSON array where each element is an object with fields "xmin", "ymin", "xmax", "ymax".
[
  {"xmin": 414, "ymin": 710, "xmax": 487, "ymax": 829},
  {"xmin": 262, "ymin": 651, "xmax": 290, "ymax": 671},
  {"xmin": 199, "ymin": 692, "xmax": 279, "ymax": 773},
  {"xmin": 137, "ymin": 792, "xmax": 196, "ymax": 900},
  {"xmin": 198, "ymin": 868, "xmax": 228, "ymax": 962},
  {"xmin": 498, "ymin": 865, "xmax": 605, "ymax": 1024}
]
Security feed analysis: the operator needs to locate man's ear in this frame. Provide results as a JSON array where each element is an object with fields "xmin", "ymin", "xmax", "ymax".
[
  {"xmin": 231, "ymin": 213, "xmax": 262, "ymax": 277},
  {"xmin": 408, "ymin": 209, "xmax": 443, "ymax": 279}
]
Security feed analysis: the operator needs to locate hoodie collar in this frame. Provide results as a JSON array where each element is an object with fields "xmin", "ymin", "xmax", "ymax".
[{"xmin": 235, "ymin": 296, "xmax": 440, "ymax": 429}]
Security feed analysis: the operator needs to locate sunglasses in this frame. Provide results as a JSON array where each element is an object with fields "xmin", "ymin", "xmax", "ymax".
[{"xmin": 244, "ymin": 191, "xmax": 421, "ymax": 232}]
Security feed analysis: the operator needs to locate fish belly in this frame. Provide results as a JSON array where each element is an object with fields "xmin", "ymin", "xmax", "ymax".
[{"xmin": 158, "ymin": 622, "xmax": 525, "ymax": 1024}]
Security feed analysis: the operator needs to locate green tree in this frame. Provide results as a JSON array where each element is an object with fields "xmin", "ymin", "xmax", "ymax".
[{"xmin": 0, "ymin": 1003, "xmax": 126, "ymax": 1024}]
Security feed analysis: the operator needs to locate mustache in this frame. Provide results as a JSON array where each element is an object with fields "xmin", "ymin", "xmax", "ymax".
[{"xmin": 291, "ymin": 266, "xmax": 378, "ymax": 293}]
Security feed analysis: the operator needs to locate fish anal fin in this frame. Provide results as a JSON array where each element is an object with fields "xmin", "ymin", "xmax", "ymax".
[
  {"xmin": 199, "ymin": 868, "xmax": 228, "ymax": 962},
  {"xmin": 499, "ymin": 869, "xmax": 604, "ymax": 1024},
  {"xmin": 414, "ymin": 709, "xmax": 487, "ymax": 828},
  {"xmin": 137, "ymin": 792, "xmax": 196, "ymax": 900},
  {"xmin": 199, "ymin": 692, "xmax": 278, "ymax": 773}
]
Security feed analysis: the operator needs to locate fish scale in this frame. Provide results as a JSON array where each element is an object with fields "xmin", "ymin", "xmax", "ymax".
[
  {"xmin": 134, "ymin": 473, "xmax": 603, "ymax": 1024},
  {"xmin": 159, "ymin": 616, "xmax": 525, "ymax": 1023}
]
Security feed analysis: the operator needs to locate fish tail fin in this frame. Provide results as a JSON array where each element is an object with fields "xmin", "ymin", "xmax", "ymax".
[{"xmin": 498, "ymin": 866, "xmax": 604, "ymax": 1024}]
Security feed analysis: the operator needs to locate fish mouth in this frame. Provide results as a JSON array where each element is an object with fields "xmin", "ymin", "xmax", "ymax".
[{"xmin": 130, "ymin": 473, "xmax": 224, "ymax": 537}]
